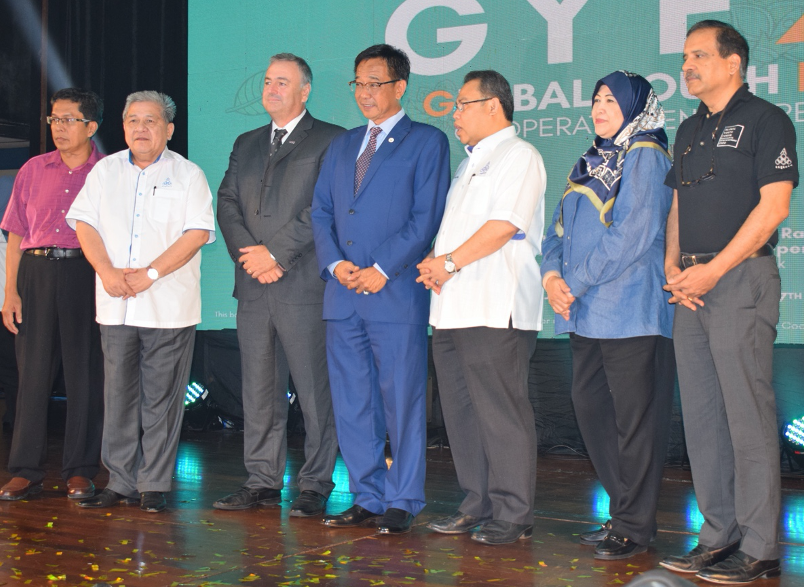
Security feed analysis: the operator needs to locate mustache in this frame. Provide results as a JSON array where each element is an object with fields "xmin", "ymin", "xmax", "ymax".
[{"xmin": 684, "ymin": 73, "xmax": 700, "ymax": 81}]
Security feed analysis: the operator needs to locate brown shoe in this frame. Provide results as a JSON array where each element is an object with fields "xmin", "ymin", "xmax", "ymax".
[
  {"xmin": 0, "ymin": 477, "xmax": 43, "ymax": 501},
  {"xmin": 66, "ymin": 476, "xmax": 95, "ymax": 500}
]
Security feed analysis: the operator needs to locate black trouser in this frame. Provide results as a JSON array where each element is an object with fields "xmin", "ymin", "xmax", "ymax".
[
  {"xmin": 0, "ymin": 325, "xmax": 18, "ymax": 427},
  {"xmin": 8, "ymin": 253, "xmax": 104, "ymax": 482},
  {"xmin": 569, "ymin": 334, "xmax": 675, "ymax": 545}
]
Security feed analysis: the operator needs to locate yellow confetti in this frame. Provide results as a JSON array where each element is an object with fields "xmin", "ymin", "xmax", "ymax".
[
  {"xmin": 538, "ymin": 561, "xmax": 547, "ymax": 567},
  {"xmin": 46, "ymin": 522, "xmax": 53, "ymax": 528}
]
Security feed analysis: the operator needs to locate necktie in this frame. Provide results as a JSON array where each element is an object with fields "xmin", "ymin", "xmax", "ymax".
[
  {"xmin": 269, "ymin": 128, "xmax": 287, "ymax": 159},
  {"xmin": 354, "ymin": 126, "xmax": 382, "ymax": 193}
]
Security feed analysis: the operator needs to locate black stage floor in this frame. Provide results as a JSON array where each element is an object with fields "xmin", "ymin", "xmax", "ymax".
[{"xmin": 0, "ymin": 424, "xmax": 802, "ymax": 586}]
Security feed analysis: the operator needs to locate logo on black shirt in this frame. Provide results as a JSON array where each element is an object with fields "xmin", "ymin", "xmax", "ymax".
[
  {"xmin": 717, "ymin": 125, "xmax": 744, "ymax": 148},
  {"xmin": 776, "ymin": 148, "xmax": 793, "ymax": 170}
]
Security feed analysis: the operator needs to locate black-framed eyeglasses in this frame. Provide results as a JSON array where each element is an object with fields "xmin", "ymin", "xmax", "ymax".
[
  {"xmin": 679, "ymin": 109, "xmax": 726, "ymax": 187},
  {"xmin": 348, "ymin": 79, "xmax": 401, "ymax": 94},
  {"xmin": 46, "ymin": 116, "xmax": 91, "ymax": 126},
  {"xmin": 453, "ymin": 97, "xmax": 492, "ymax": 112}
]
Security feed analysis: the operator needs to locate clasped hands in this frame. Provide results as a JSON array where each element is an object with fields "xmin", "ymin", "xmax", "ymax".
[
  {"xmin": 415, "ymin": 254, "xmax": 454, "ymax": 295},
  {"xmin": 663, "ymin": 264, "xmax": 716, "ymax": 311},
  {"xmin": 334, "ymin": 261, "xmax": 387, "ymax": 295},
  {"xmin": 99, "ymin": 267, "xmax": 153, "ymax": 299},
  {"xmin": 239, "ymin": 245, "xmax": 284, "ymax": 284},
  {"xmin": 543, "ymin": 274, "xmax": 575, "ymax": 321}
]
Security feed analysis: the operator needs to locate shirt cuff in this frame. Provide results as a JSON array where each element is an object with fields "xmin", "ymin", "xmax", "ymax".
[
  {"xmin": 328, "ymin": 260, "xmax": 343, "ymax": 277},
  {"xmin": 373, "ymin": 262, "xmax": 388, "ymax": 279}
]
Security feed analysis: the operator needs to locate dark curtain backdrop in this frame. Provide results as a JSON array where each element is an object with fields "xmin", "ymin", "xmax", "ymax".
[{"xmin": 2, "ymin": 0, "xmax": 187, "ymax": 158}]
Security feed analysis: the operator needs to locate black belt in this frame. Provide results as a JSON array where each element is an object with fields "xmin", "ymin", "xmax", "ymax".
[
  {"xmin": 680, "ymin": 243, "xmax": 773, "ymax": 269},
  {"xmin": 24, "ymin": 247, "xmax": 84, "ymax": 260}
]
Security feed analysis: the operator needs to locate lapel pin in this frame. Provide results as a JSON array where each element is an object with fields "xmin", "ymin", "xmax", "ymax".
[
  {"xmin": 388, "ymin": 138, "xmax": 394, "ymax": 143},
  {"xmin": 288, "ymin": 141, "xmax": 295, "ymax": 145}
]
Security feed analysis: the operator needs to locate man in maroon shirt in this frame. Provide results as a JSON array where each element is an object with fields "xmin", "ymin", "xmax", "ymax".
[{"xmin": 0, "ymin": 88, "xmax": 105, "ymax": 501}]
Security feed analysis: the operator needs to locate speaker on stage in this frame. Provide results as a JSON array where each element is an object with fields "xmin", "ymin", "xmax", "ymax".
[{"xmin": 625, "ymin": 570, "xmax": 696, "ymax": 587}]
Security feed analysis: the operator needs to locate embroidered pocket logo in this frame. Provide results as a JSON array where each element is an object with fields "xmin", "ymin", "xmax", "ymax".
[{"xmin": 717, "ymin": 125, "xmax": 744, "ymax": 148}]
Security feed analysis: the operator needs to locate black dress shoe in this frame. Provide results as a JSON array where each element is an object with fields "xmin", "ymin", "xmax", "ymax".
[
  {"xmin": 660, "ymin": 540, "xmax": 741, "ymax": 573},
  {"xmin": 290, "ymin": 490, "xmax": 327, "ymax": 517},
  {"xmin": 376, "ymin": 508, "xmax": 414, "ymax": 535},
  {"xmin": 140, "ymin": 491, "xmax": 166, "ymax": 513},
  {"xmin": 696, "ymin": 551, "xmax": 781, "ymax": 584},
  {"xmin": 427, "ymin": 511, "xmax": 489, "ymax": 534},
  {"xmin": 594, "ymin": 531, "xmax": 647, "ymax": 560},
  {"xmin": 77, "ymin": 488, "xmax": 139, "ymax": 508},
  {"xmin": 579, "ymin": 520, "xmax": 611, "ymax": 545},
  {"xmin": 471, "ymin": 520, "xmax": 533, "ymax": 545},
  {"xmin": 322, "ymin": 504, "xmax": 381, "ymax": 527},
  {"xmin": 213, "ymin": 487, "xmax": 282, "ymax": 510}
]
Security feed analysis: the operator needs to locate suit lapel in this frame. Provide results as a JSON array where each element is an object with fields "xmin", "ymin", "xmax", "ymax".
[{"xmin": 354, "ymin": 114, "xmax": 412, "ymax": 200}]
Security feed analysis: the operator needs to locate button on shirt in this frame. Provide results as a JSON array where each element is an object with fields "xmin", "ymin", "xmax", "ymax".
[
  {"xmin": 430, "ymin": 126, "xmax": 546, "ymax": 330},
  {"xmin": 1, "ymin": 142, "xmax": 103, "ymax": 249},
  {"xmin": 66, "ymin": 148, "xmax": 216, "ymax": 328}
]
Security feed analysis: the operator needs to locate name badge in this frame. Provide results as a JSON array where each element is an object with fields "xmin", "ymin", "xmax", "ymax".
[{"xmin": 717, "ymin": 125, "xmax": 744, "ymax": 148}]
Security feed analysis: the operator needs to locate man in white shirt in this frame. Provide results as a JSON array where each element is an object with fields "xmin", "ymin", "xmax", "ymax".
[
  {"xmin": 417, "ymin": 70, "xmax": 546, "ymax": 545},
  {"xmin": 66, "ymin": 91, "xmax": 216, "ymax": 513}
]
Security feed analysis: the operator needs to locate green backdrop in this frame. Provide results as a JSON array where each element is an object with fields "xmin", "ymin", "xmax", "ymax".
[{"xmin": 189, "ymin": 0, "xmax": 804, "ymax": 341}]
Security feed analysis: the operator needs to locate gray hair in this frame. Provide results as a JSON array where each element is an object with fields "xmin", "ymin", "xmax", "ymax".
[
  {"xmin": 122, "ymin": 91, "xmax": 177, "ymax": 122},
  {"xmin": 270, "ymin": 53, "xmax": 312, "ymax": 86}
]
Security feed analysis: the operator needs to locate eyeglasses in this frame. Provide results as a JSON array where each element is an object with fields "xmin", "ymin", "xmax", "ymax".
[
  {"xmin": 348, "ymin": 79, "xmax": 401, "ymax": 94},
  {"xmin": 453, "ymin": 97, "xmax": 492, "ymax": 112},
  {"xmin": 46, "ymin": 116, "xmax": 91, "ymax": 126},
  {"xmin": 679, "ymin": 109, "xmax": 726, "ymax": 187}
]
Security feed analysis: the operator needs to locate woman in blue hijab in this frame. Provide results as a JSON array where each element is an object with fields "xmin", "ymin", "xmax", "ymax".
[{"xmin": 541, "ymin": 71, "xmax": 675, "ymax": 560}]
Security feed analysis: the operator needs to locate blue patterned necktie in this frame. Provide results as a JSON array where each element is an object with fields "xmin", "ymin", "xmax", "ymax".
[
  {"xmin": 269, "ymin": 128, "xmax": 287, "ymax": 159},
  {"xmin": 354, "ymin": 126, "xmax": 382, "ymax": 194}
]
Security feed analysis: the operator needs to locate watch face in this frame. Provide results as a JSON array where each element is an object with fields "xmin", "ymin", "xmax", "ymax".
[
  {"xmin": 444, "ymin": 261, "xmax": 456, "ymax": 273},
  {"xmin": 147, "ymin": 268, "xmax": 159, "ymax": 280}
]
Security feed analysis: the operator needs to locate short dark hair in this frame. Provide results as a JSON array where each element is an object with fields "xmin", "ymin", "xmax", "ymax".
[
  {"xmin": 688, "ymin": 20, "xmax": 749, "ymax": 79},
  {"xmin": 50, "ymin": 88, "xmax": 104, "ymax": 125},
  {"xmin": 463, "ymin": 70, "xmax": 514, "ymax": 122},
  {"xmin": 354, "ymin": 44, "xmax": 410, "ymax": 82},
  {"xmin": 271, "ymin": 53, "xmax": 312, "ymax": 86}
]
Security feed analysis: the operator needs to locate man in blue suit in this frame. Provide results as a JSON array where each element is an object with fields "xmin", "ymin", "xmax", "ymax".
[{"xmin": 311, "ymin": 44, "xmax": 450, "ymax": 535}]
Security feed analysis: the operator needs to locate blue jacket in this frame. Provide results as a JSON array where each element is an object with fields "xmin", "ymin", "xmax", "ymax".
[
  {"xmin": 311, "ymin": 115, "xmax": 450, "ymax": 325},
  {"xmin": 541, "ymin": 145, "xmax": 674, "ymax": 338}
]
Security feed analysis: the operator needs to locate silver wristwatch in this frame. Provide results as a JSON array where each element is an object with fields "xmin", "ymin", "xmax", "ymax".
[{"xmin": 444, "ymin": 253, "xmax": 459, "ymax": 275}]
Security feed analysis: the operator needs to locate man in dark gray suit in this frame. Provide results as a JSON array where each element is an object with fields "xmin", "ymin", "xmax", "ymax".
[{"xmin": 215, "ymin": 53, "xmax": 344, "ymax": 516}]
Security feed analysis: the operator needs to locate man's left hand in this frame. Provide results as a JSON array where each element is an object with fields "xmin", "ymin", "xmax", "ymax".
[
  {"xmin": 257, "ymin": 266, "xmax": 284, "ymax": 284},
  {"xmin": 239, "ymin": 245, "xmax": 277, "ymax": 278},
  {"xmin": 346, "ymin": 266, "xmax": 387, "ymax": 294},
  {"xmin": 663, "ymin": 263, "xmax": 722, "ymax": 301},
  {"xmin": 416, "ymin": 255, "xmax": 453, "ymax": 295},
  {"xmin": 124, "ymin": 268, "xmax": 155, "ymax": 294}
]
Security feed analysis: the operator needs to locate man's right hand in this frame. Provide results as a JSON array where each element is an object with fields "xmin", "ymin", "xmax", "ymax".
[
  {"xmin": 100, "ymin": 267, "xmax": 137, "ymax": 299},
  {"xmin": 544, "ymin": 274, "xmax": 575, "ymax": 321},
  {"xmin": 1, "ymin": 292, "xmax": 22, "ymax": 334},
  {"xmin": 333, "ymin": 261, "xmax": 360, "ymax": 287},
  {"xmin": 664, "ymin": 265, "xmax": 703, "ymax": 311}
]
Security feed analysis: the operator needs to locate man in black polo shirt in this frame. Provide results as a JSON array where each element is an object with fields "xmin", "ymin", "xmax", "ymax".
[{"xmin": 660, "ymin": 20, "xmax": 798, "ymax": 585}]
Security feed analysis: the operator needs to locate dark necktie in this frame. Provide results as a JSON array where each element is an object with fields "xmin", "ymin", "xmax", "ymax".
[
  {"xmin": 269, "ymin": 128, "xmax": 287, "ymax": 159},
  {"xmin": 354, "ymin": 126, "xmax": 382, "ymax": 193}
]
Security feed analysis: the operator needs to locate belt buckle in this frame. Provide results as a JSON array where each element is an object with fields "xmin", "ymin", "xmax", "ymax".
[
  {"xmin": 45, "ymin": 247, "xmax": 60, "ymax": 261},
  {"xmin": 681, "ymin": 254, "xmax": 698, "ymax": 269}
]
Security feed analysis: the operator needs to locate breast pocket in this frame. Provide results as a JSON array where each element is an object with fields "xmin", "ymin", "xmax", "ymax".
[
  {"xmin": 151, "ymin": 188, "xmax": 184, "ymax": 223},
  {"xmin": 458, "ymin": 176, "xmax": 492, "ymax": 216}
]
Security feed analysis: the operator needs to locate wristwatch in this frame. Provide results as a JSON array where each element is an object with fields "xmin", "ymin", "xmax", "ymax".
[
  {"xmin": 444, "ymin": 253, "xmax": 459, "ymax": 275},
  {"xmin": 147, "ymin": 267, "xmax": 160, "ymax": 281}
]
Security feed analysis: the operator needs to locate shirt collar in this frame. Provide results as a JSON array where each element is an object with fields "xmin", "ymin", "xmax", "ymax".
[
  {"xmin": 44, "ymin": 140, "xmax": 101, "ymax": 169},
  {"xmin": 128, "ymin": 146, "xmax": 166, "ymax": 168},
  {"xmin": 695, "ymin": 83, "xmax": 752, "ymax": 117},
  {"xmin": 464, "ymin": 125, "xmax": 516, "ymax": 158},
  {"xmin": 367, "ymin": 108, "xmax": 406, "ymax": 138},
  {"xmin": 272, "ymin": 109, "xmax": 307, "ymax": 138}
]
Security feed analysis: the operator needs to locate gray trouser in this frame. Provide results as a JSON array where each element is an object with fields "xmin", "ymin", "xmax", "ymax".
[
  {"xmin": 433, "ymin": 325, "xmax": 538, "ymax": 526},
  {"xmin": 673, "ymin": 256, "xmax": 781, "ymax": 560},
  {"xmin": 99, "ymin": 325, "xmax": 195, "ymax": 495},
  {"xmin": 237, "ymin": 296, "xmax": 337, "ymax": 495}
]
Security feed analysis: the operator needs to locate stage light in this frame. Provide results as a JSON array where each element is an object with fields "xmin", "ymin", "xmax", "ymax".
[
  {"xmin": 185, "ymin": 381, "xmax": 208, "ymax": 406},
  {"xmin": 783, "ymin": 418, "xmax": 804, "ymax": 470}
]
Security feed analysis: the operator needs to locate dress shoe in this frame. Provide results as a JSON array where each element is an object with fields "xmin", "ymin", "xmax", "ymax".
[
  {"xmin": 660, "ymin": 540, "xmax": 741, "ymax": 573},
  {"xmin": 322, "ymin": 504, "xmax": 381, "ymax": 527},
  {"xmin": 696, "ymin": 551, "xmax": 781, "ymax": 584},
  {"xmin": 594, "ymin": 531, "xmax": 647, "ymax": 560},
  {"xmin": 376, "ymin": 508, "xmax": 414, "ymax": 535},
  {"xmin": 66, "ymin": 476, "xmax": 95, "ymax": 500},
  {"xmin": 77, "ymin": 488, "xmax": 139, "ymax": 508},
  {"xmin": 140, "ymin": 491, "xmax": 166, "ymax": 513},
  {"xmin": 579, "ymin": 520, "xmax": 611, "ymax": 545},
  {"xmin": 212, "ymin": 487, "xmax": 282, "ymax": 510},
  {"xmin": 471, "ymin": 520, "xmax": 533, "ymax": 545},
  {"xmin": 0, "ymin": 477, "xmax": 43, "ymax": 501},
  {"xmin": 428, "ymin": 511, "xmax": 489, "ymax": 534},
  {"xmin": 290, "ymin": 490, "xmax": 327, "ymax": 517}
]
